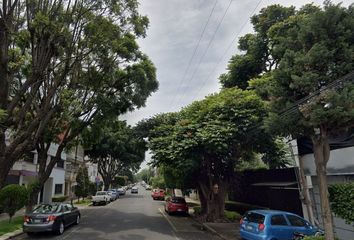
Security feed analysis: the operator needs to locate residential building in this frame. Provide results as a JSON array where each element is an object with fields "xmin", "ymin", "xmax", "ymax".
[
  {"xmin": 7, "ymin": 143, "xmax": 67, "ymax": 204},
  {"xmin": 64, "ymin": 144, "xmax": 85, "ymax": 198}
]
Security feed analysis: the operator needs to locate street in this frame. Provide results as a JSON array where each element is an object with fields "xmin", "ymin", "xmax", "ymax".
[{"xmin": 14, "ymin": 187, "xmax": 221, "ymax": 240}]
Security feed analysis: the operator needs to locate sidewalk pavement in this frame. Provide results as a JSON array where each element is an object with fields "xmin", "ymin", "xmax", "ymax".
[
  {"xmin": 203, "ymin": 222, "xmax": 241, "ymax": 240},
  {"xmin": 184, "ymin": 196, "xmax": 241, "ymax": 240}
]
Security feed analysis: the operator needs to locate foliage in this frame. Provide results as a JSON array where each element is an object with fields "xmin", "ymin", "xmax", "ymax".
[
  {"xmin": 135, "ymin": 168, "xmax": 155, "ymax": 184},
  {"xmin": 113, "ymin": 176, "xmax": 127, "ymax": 187},
  {"xmin": 150, "ymin": 174, "xmax": 166, "ymax": 189},
  {"xmin": 52, "ymin": 196, "xmax": 68, "ymax": 202},
  {"xmin": 220, "ymin": 5, "xmax": 295, "ymax": 89},
  {"xmin": 0, "ymin": 185, "xmax": 28, "ymax": 222},
  {"xmin": 224, "ymin": 210, "xmax": 242, "ymax": 222},
  {"xmin": 329, "ymin": 183, "xmax": 354, "ymax": 224},
  {"xmin": 85, "ymin": 120, "xmax": 147, "ymax": 189},
  {"xmin": 75, "ymin": 166, "xmax": 91, "ymax": 199},
  {"xmin": 0, "ymin": 216, "xmax": 23, "ymax": 236},
  {"xmin": 193, "ymin": 206, "xmax": 202, "ymax": 215},
  {"xmin": 0, "ymin": 0, "xmax": 158, "ymax": 190}
]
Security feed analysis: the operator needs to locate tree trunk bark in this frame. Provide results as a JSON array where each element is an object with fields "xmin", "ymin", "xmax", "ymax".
[
  {"xmin": 312, "ymin": 130, "xmax": 335, "ymax": 240},
  {"xmin": 197, "ymin": 180, "xmax": 228, "ymax": 222},
  {"xmin": 26, "ymin": 187, "xmax": 41, "ymax": 212}
]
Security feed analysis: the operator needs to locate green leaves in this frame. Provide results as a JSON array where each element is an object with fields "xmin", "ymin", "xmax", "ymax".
[{"xmin": 329, "ymin": 183, "xmax": 354, "ymax": 224}]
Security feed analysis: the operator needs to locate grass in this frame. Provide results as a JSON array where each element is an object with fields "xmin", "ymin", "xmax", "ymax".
[
  {"xmin": 73, "ymin": 199, "xmax": 91, "ymax": 205},
  {"xmin": 0, "ymin": 216, "xmax": 23, "ymax": 236}
]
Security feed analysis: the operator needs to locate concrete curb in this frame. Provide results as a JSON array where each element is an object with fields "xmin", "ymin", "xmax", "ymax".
[
  {"xmin": 0, "ymin": 229, "xmax": 24, "ymax": 240},
  {"xmin": 201, "ymin": 223, "xmax": 228, "ymax": 240}
]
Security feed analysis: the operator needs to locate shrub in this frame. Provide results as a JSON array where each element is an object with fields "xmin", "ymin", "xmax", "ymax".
[
  {"xmin": 304, "ymin": 237, "xmax": 325, "ymax": 240},
  {"xmin": 52, "ymin": 196, "xmax": 68, "ymax": 202},
  {"xmin": 0, "ymin": 185, "xmax": 28, "ymax": 222},
  {"xmin": 193, "ymin": 206, "xmax": 202, "ymax": 215},
  {"xmin": 224, "ymin": 210, "xmax": 242, "ymax": 222},
  {"xmin": 329, "ymin": 182, "xmax": 354, "ymax": 224}
]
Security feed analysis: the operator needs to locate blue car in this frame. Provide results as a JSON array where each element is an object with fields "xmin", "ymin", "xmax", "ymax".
[{"xmin": 240, "ymin": 210, "xmax": 323, "ymax": 240}]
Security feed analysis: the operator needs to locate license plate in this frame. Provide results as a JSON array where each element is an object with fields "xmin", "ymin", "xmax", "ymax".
[
  {"xmin": 246, "ymin": 225, "xmax": 253, "ymax": 230},
  {"xmin": 34, "ymin": 219, "xmax": 41, "ymax": 223}
]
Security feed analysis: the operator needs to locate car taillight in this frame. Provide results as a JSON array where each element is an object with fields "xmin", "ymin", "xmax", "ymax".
[
  {"xmin": 258, "ymin": 223, "xmax": 265, "ymax": 231},
  {"xmin": 239, "ymin": 218, "xmax": 244, "ymax": 224},
  {"xmin": 24, "ymin": 216, "xmax": 30, "ymax": 223},
  {"xmin": 47, "ymin": 215, "xmax": 57, "ymax": 222}
]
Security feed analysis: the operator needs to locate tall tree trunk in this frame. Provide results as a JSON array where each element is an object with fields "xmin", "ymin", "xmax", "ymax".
[
  {"xmin": 312, "ymin": 129, "xmax": 335, "ymax": 240},
  {"xmin": 197, "ymin": 179, "xmax": 228, "ymax": 222}
]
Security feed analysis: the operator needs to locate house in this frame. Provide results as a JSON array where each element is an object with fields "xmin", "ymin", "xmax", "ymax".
[{"xmin": 7, "ymin": 143, "xmax": 67, "ymax": 204}]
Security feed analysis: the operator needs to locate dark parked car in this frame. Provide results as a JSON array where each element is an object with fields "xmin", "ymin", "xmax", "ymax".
[
  {"xmin": 23, "ymin": 203, "xmax": 80, "ymax": 236},
  {"xmin": 165, "ymin": 197, "xmax": 188, "ymax": 215},
  {"xmin": 240, "ymin": 210, "xmax": 323, "ymax": 240}
]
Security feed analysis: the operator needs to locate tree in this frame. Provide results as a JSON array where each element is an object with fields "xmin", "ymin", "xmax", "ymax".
[
  {"xmin": 219, "ymin": 5, "xmax": 295, "ymax": 89},
  {"xmin": 75, "ymin": 166, "xmax": 90, "ymax": 200},
  {"xmin": 329, "ymin": 183, "xmax": 354, "ymax": 225},
  {"xmin": 146, "ymin": 89, "xmax": 281, "ymax": 221},
  {"xmin": 245, "ymin": 3, "xmax": 354, "ymax": 239},
  {"xmin": 0, "ymin": 0, "xmax": 158, "ymax": 192},
  {"xmin": 85, "ymin": 120, "xmax": 147, "ymax": 190},
  {"xmin": 135, "ymin": 168, "xmax": 155, "ymax": 184},
  {"xmin": 0, "ymin": 185, "xmax": 28, "ymax": 222}
]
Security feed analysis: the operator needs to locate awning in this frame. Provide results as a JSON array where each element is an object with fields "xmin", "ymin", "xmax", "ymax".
[{"xmin": 251, "ymin": 181, "xmax": 298, "ymax": 187}]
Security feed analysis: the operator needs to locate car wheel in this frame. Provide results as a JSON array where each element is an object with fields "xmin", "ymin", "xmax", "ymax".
[
  {"xmin": 55, "ymin": 221, "xmax": 65, "ymax": 235},
  {"xmin": 93, "ymin": 202, "xmax": 96, "ymax": 206},
  {"xmin": 74, "ymin": 215, "xmax": 80, "ymax": 225}
]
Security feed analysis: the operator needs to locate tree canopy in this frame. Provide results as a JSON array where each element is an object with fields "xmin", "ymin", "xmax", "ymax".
[{"xmin": 84, "ymin": 120, "xmax": 147, "ymax": 190}]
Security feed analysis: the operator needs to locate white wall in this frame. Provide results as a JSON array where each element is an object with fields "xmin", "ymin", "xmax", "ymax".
[{"xmin": 301, "ymin": 146, "xmax": 354, "ymax": 176}]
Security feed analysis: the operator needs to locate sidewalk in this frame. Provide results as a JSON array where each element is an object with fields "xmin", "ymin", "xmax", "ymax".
[
  {"xmin": 184, "ymin": 196, "xmax": 241, "ymax": 240},
  {"xmin": 203, "ymin": 222, "xmax": 241, "ymax": 240}
]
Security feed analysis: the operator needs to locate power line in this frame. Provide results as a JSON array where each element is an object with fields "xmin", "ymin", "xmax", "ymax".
[
  {"xmin": 195, "ymin": 0, "xmax": 263, "ymax": 99},
  {"xmin": 175, "ymin": 0, "xmax": 234, "ymax": 108},
  {"xmin": 169, "ymin": 0, "xmax": 219, "ymax": 109}
]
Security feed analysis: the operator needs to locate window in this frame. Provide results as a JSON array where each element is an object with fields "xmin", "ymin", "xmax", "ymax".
[
  {"xmin": 287, "ymin": 215, "xmax": 307, "ymax": 227},
  {"xmin": 271, "ymin": 215, "xmax": 288, "ymax": 226},
  {"xmin": 245, "ymin": 212, "xmax": 265, "ymax": 224},
  {"xmin": 54, "ymin": 184, "xmax": 63, "ymax": 194},
  {"xmin": 57, "ymin": 160, "xmax": 64, "ymax": 168}
]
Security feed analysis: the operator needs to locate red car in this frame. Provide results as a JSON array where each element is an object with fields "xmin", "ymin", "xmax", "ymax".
[
  {"xmin": 151, "ymin": 189, "xmax": 165, "ymax": 200},
  {"xmin": 165, "ymin": 197, "xmax": 188, "ymax": 215}
]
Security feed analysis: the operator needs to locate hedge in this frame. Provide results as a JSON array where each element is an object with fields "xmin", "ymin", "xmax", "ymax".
[
  {"xmin": 52, "ymin": 196, "xmax": 68, "ymax": 202},
  {"xmin": 328, "ymin": 182, "xmax": 354, "ymax": 224}
]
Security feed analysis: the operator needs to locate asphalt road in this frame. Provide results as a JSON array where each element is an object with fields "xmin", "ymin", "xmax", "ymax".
[{"xmin": 14, "ymin": 186, "xmax": 221, "ymax": 240}]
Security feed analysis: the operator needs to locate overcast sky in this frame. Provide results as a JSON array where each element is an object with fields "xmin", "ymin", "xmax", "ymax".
[{"xmin": 121, "ymin": 0, "xmax": 352, "ymax": 169}]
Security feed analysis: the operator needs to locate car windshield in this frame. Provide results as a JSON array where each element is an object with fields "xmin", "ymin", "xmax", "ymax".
[
  {"xmin": 171, "ymin": 198, "xmax": 186, "ymax": 204},
  {"xmin": 96, "ymin": 192, "xmax": 107, "ymax": 195},
  {"xmin": 32, "ymin": 204, "xmax": 61, "ymax": 214},
  {"xmin": 245, "ymin": 212, "xmax": 265, "ymax": 224}
]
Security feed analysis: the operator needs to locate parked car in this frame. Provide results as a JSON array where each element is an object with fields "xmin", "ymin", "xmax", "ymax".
[
  {"xmin": 117, "ymin": 188, "xmax": 126, "ymax": 195},
  {"xmin": 151, "ymin": 189, "xmax": 165, "ymax": 200},
  {"xmin": 23, "ymin": 203, "xmax": 80, "ymax": 236},
  {"xmin": 107, "ymin": 190, "xmax": 118, "ymax": 201},
  {"xmin": 165, "ymin": 197, "xmax": 188, "ymax": 215},
  {"xmin": 92, "ymin": 191, "xmax": 110, "ymax": 205},
  {"xmin": 110, "ymin": 189, "xmax": 120, "ymax": 199},
  {"xmin": 145, "ymin": 185, "xmax": 152, "ymax": 190},
  {"xmin": 240, "ymin": 210, "xmax": 323, "ymax": 240},
  {"xmin": 131, "ymin": 187, "xmax": 138, "ymax": 194}
]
